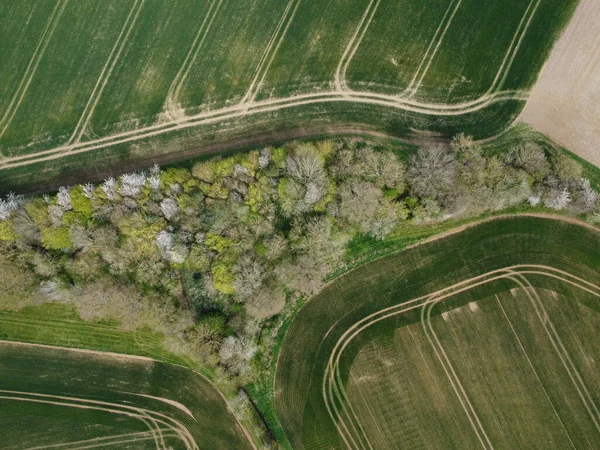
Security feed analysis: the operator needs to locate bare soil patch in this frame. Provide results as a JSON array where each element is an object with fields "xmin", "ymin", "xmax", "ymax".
[{"xmin": 520, "ymin": 0, "xmax": 600, "ymax": 166}]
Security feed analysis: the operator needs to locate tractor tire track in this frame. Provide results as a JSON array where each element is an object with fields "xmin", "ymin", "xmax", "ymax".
[
  {"xmin": 241, "ymin": 0, "xmax": 300, "ymax": 104},
  {"xmin": 491, "ymin": 0, "xmax": 542, "ymax": 93},
  {"xmin": 495, "ymin": 294, "xmax": 578, "ymax": 449},
  {"xmin": 66, "ymin": 0, "xmax": 146, "ymax": 146},
  {"xmin": 0, "ymin": 0, "xmax": 69, "ymax": 144},
  {"xmin": 241, "ymin": 0, "xmax": 302, "ymax": 104},
  {"xmin": 404, "ymin": 0, "xmax": 464, "ymax": 98},
  {"xmin": 323, "ymin": 265, "xmax": 600, "ymax": 449},
  {"xmin": 0, "ymin": 88, "xmax": 526, "ymax": 171},
  {"xmin": 335, "ymin": 0, "xmax": 381, "ymax": 92},
  {"xmin": 164, "ymin": 0, "xmax": 224, "ymax": 120}
]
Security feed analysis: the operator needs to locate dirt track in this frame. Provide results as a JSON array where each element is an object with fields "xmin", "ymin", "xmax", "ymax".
[
  {"xmin": 10, "ymin": 125, "xmax": 447, "ymax": 196},
  {"xmin": 520, "ymin": 0, "xmax": 600, "ymax": 166}
]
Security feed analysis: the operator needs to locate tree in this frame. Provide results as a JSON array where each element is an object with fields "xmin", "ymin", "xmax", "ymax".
[
  {"xmin": 275, "ymin": 254, "xmax": 329, "ymax": 296},
  {"xmin": 41, "ymin": 226, "xmax": 73, "ymax": 251},
  {"xmin": 11, "ymin": 208, "xmax": 41, "ymax": 244},
  {"xmin": 552, "ymin": 153, "xmax": 583, "ymax": 181},
  {"xmin": 412, "ymin": 198, "xmax": 442, "ymax": 224},
  {"xmin": 369, "ymin": 199, "xmax": 403, "ymax": 240},
  {"xmin": 187, "ymin": 313, "xmax": 226, "ymax": 365},
  {"xmin": 211, "ymin": 261, "xmax": 235, "ymax": 295},
  {"xmin": 160, "ymin": 198, "xmax": 179, "ymax": 220},
  {"xmin": 456, "ymin": 145, "xmax": 486, "ymax": 191},
  {"xmin": 219, "ymin": 334, "xmax": 258, "ymax": 376},
  {"xmin": 450, "ymin": 132, "xmax": 475, "ymax": 150},
  {"xmin": 56, "ymin": 186, "xmax": 72, "ymax": 210},
  {"xmin": 192, "ymin": 161, "xmax": 215, "ymax": 183},
  {"xmin": 264, "ymin": 234, "xmax": 287, "ymax": 261},
  {"xmin": 508, "ymin": 142, "xmax": 549, "ymax": 180},
  {"xmin": 0, "ymin": 192, "xmax": 21, "ymax": 221},
  {"xmin": 30, "ymin": 252, "xmax": 59, "ymax": 278},
  {"xmin": 258, "ymin": 147, "xmax": 272, "ymax": 168},
  {"xmin": 354, "ymin": 146, "xmax": 406, "ymax": 190},
  {"xmin": 245, "ymin": 280, "xmax": 286, "ymax": 319},
  {"xmin": 119, "ymin": 172, "xmax": 147, "ymax": 198},
  {"xmin": 338, "ymin": 180, "xmax": 381, "ymax": 228},
  {"xmin": 233, "ymin": 254, "xmax": 266, "ymax": 300},
  {"xmin": 568, "ymin": 178, "xmax": 597, "ymax": 213},
  {"xmin": 407, "ymin": 146, "xmax": 456, "ymax": 204},
  {"xmin": 101, "ymin": 177, "xmax": 117, "ymax": 200},
  {"xmin": 279, "ymin": 144, "xmax": 331, "ymax": 216},
  {"xmin": 543, "ymin": 178, "xmax": 571, "ymax": 210},
  {"xmin": 70, "ymin": 186, "xmax": 94, "ymax": 221}
]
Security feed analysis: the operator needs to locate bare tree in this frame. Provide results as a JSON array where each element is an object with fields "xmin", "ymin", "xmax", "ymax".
[
  {"xmin": 245, "ymin": 281, "xmax": 286, "ymax": 319},
  {"xmin": 233, "ymin": 254, "xmax": 266, "ymax": 300},
  {"xmin": 507, "ymin": 142, "xmax": 549, "ymax": 179},
  {"xmin": 407, "ymin": 146, "xmax": 457, "ymax": 204}
]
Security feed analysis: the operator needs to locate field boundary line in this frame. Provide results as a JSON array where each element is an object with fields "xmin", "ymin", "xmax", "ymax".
[
  {"xmin": 0, "ymin": 0, "xmax": 69, "ymax": 146},
  {"xmin": 66, "ymin": 0, "xmax": 146, "ymax": 146},
  {"xmin": 403, "ymin": 0, "xmax": 463, "ymax": 98},
  {"xmin": 495, "ymin": 294, "xmax": 577, "ymax": 449},
  {"xmin": 241, "ymin": 0, "xmax": 299, "ymax": 104},
  {"xmin": 274, "ymin": 215, "xmax": 597, "ymax": 447},
  {"xmin": 335, "ymin": 0, "xmax": 382, "ymax": 92},
  {"xmin": 241, "ymin": 0, "xmax": 302, "ymax": 104},
  {"xmin": 54, "ymin": 433, "xmax": 179, "ymax": 450},
  {"xmin": 164, "ymin": 0, "xmax": 224, "ymax": 120},
  {"xmin": 0, "ymin": 339, "xmax": 154, "ymax": 361}
]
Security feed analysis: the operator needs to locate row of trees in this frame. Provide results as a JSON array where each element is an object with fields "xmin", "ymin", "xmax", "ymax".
[{"xmin": 0, "ymin": 135, "xmax": 598, "ymax": 381}]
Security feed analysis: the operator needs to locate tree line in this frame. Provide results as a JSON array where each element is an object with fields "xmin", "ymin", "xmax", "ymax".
[{"xmin": 0, "ymin": 134, "xmax": 598, "ymax": 382}]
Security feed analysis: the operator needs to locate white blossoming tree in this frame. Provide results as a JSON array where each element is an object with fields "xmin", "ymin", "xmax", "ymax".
[{"xmin": 56, "ymin": 186, "xmax": 72, "ymax": 210}]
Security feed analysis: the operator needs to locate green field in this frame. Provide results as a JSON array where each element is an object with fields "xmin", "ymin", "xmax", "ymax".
[
  {"xmin": 0, "ymin": 341, "xmax": 253, "ymax": 450},
  {"xmin": 0, "ymin": 302, "xmax": 192, "ymax": 366},
  {"xmin": 0, "ymin": 0, "xmax": 578, "ymax": 191},
  {"xmin": 275, "ymin": 216, "xmax": 600, "ymax": 449}
]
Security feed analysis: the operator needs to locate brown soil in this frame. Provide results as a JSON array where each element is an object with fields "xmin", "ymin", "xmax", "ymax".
[{"xmin": 519, "ymin": 0, "xmax": 600, "ymax": 166}]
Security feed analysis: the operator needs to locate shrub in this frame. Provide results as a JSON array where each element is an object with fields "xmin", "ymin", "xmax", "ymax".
[
  {"xmin": 41, "ymin": 226, "xmax": 73, "ymax": 251},
  {"xmin": 0, "ymin": 220, "xmax": 16, "ymax": 242},
  {"xmin": 70, "ymin": 186, "xmax": 94, "ymax": 221},
  {"xmin": 211, "ymin": 262, "xmax": 235, "ymax": 295}
]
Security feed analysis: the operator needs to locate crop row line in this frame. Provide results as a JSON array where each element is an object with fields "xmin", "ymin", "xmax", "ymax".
[
  {"xmin": 323, "ymin": 265, "xmax": 600, "ymax": 449},
  {"xmin": 0, "ymin": 389, "xmax": 197, "ymax": 450}
]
